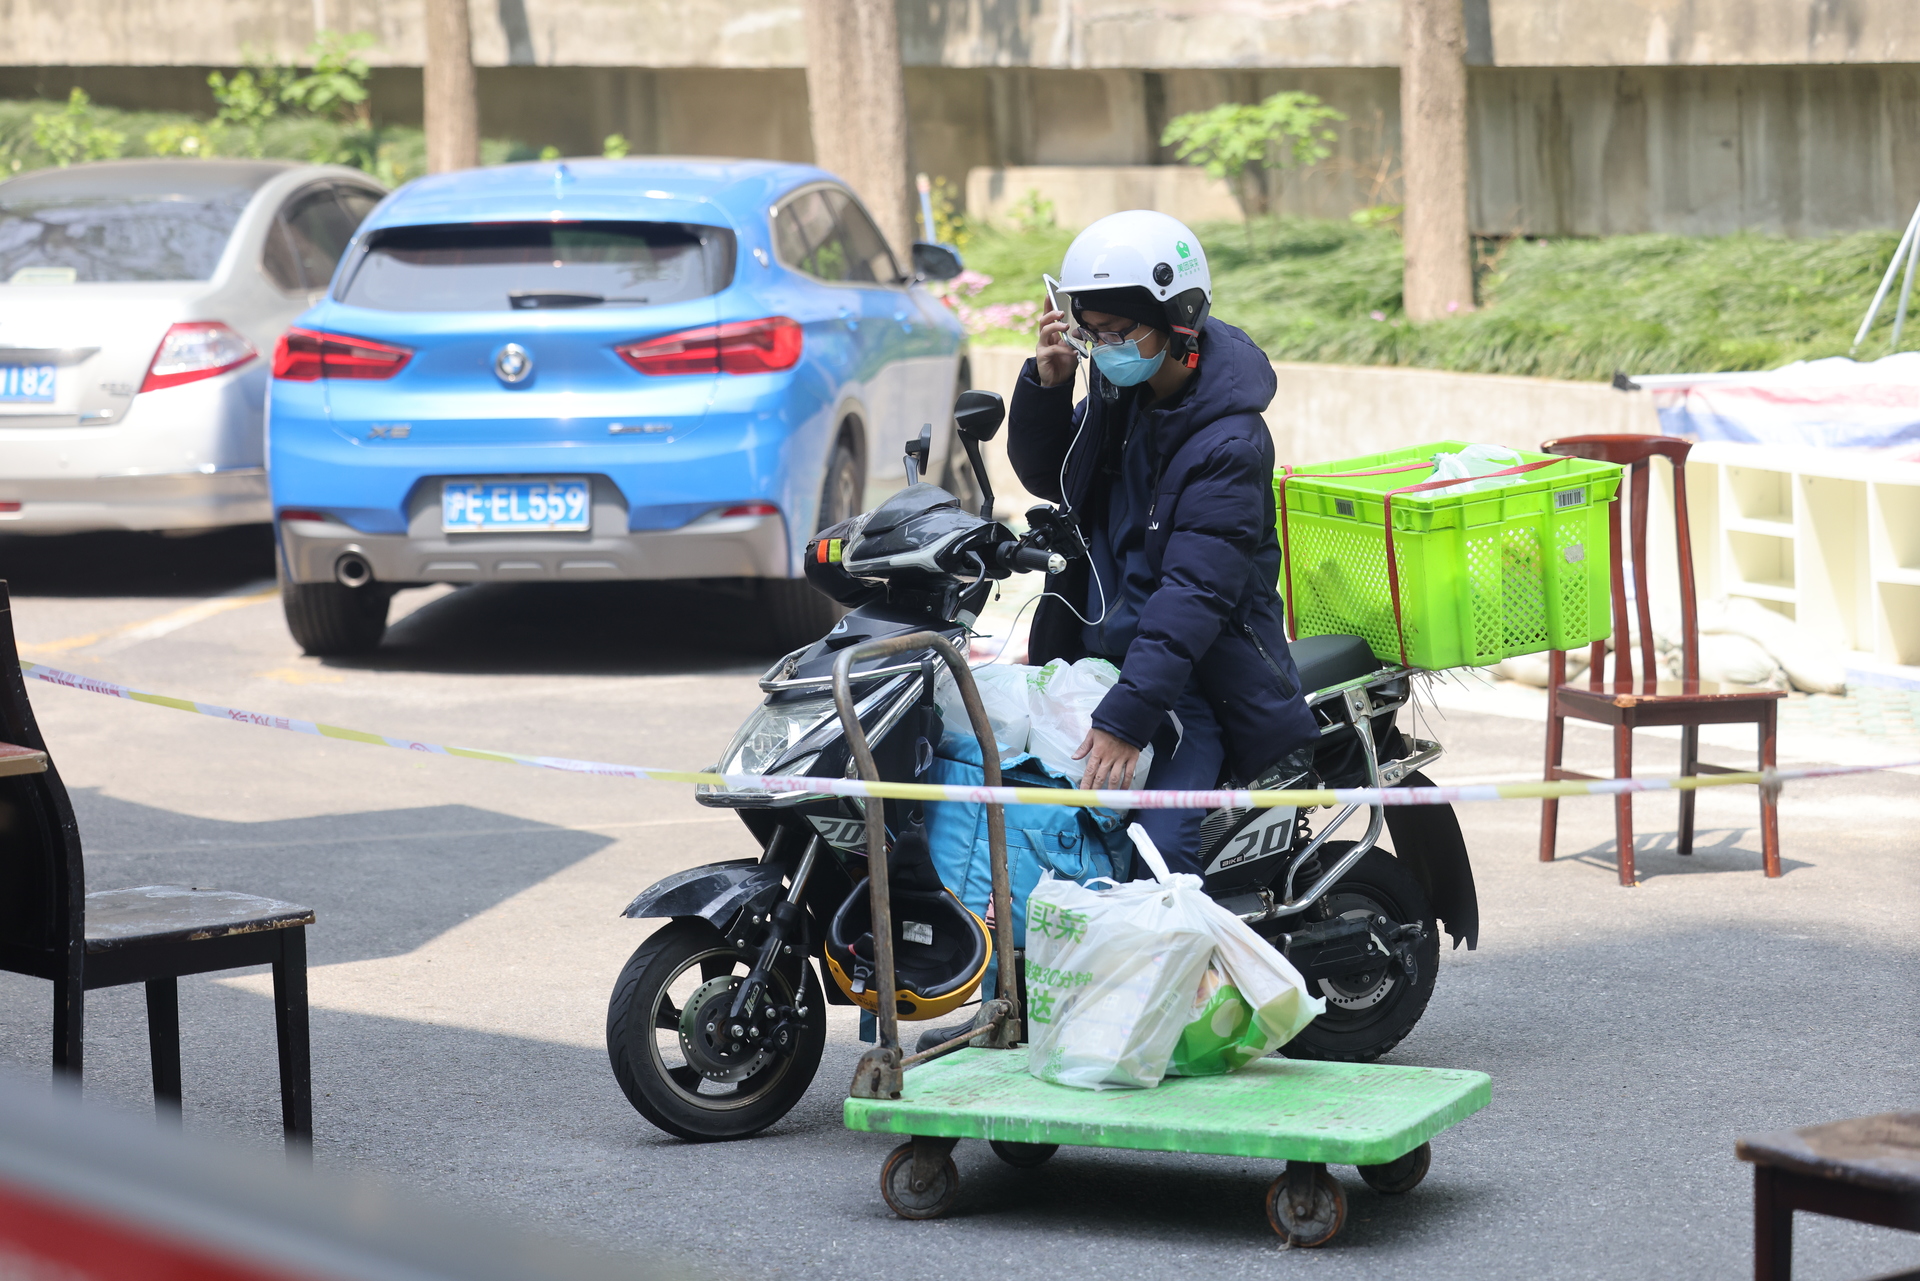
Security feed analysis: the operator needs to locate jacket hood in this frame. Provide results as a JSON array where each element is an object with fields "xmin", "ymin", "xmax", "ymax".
[{"xmin": 1138, "ymin": 319, "xmax": 1276, "ymax": 458}]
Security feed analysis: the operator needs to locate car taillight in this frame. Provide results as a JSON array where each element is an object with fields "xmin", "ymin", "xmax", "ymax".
[
  {"xmin": 139, "ymin": 322, "xmax": 258, "ymax": 393},
  {"xmin": 615, "ymin": 317, "xmax": 802, "ymax": 377},
  {"xmin": 272, "ymin": 328, "xmax": 413, "ymax": 381},
  {"xmin": 719, "ymin": 502, "xmax": 779, "ymax": 518},
  {"xmin": 278, "ymin": 509, "xmax": 329, "ymax": 523}
]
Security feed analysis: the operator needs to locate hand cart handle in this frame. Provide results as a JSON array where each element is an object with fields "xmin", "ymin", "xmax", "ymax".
[{"xmin": 833, "ymin": 631, "xmax": 1021, "ymax": 1101}]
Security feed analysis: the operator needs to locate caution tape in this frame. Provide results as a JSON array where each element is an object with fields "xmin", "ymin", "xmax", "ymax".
[{"xmin": 19, "ymin": 660, "xmax": 1916, "ymax": 810}]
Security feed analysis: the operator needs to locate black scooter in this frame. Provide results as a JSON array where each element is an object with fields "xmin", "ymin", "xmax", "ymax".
[{"xmin": 605, "ymin": 390, "xmax": 1478, "ymax": 1141}]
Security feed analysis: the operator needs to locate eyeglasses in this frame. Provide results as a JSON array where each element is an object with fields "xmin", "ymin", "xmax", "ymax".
[{"xmin": 1067, "ymin": 322, "xmax": 1149, "ymax": 348}]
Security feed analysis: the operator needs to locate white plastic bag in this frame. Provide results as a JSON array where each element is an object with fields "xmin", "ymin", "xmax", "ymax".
[
  {"xmin": 934, "ymin": 664, "xmax": 1033, "ymax": 757},
  {"xmin": 1124, "ymin": 826, "xmax": 1322, "ymax": 1076},
  {"xmin": 1186, "ymin": 883, "xmax": 1325, "ymax": 1067},
  {"xmin": 1026, "ymin": 827, "xmax": 1323, "ymax": 1089},
  {"xmin": 1429, "ymin": 443, "xmax": 1528, "ymax": 495},
  {"xmin": 1025, "ymin": 658, "xmax": 1154, "ymax": 784},
  {"xmin": 1024, "ymin": 865, "xmax": 1216, "ymax": 1091}
]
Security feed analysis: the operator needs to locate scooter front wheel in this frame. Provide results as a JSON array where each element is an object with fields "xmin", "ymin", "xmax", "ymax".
[{"xmin": 606, "ymin": 917, "xmax": 826, "ymax": 1141}]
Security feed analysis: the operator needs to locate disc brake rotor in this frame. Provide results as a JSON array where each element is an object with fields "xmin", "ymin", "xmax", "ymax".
[
  {"xmin": 1317, "ymin": 905, "xmax": 1395, "ymax": 1011},
  {"xmin": 678, "ymin": 976, "xmax": 774, "ymax": 1084}
]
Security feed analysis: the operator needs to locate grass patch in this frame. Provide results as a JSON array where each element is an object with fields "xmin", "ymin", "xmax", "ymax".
[{"xmin": 957, "ymin": 217, "xmax": 1908, "ymax": 380}]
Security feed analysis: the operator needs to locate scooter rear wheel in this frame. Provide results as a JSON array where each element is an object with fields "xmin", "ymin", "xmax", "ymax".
[
  {"xmin": 1277, "ymin": 844, "xmax": 1439, "ymax": 1064},
  {"xmin": 606, "ymin": 917, "xmax": 826, "ymax": 1141}
]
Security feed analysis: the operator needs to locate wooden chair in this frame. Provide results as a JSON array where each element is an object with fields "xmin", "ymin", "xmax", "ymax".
[
  {"xmin": 1538, "ymin": 435, "xmax": 1784, "ymax": 886},
  {"xmin": 0, "ymin": 582, "xmax": 315, "ymax": 1144}
]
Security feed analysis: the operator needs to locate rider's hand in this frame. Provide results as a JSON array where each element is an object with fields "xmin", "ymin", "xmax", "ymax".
[
  {"xmin": 1036, "ymin": 309, "xmax": 1078, "ymax": 388},
  {"xmin": 1074, "ymin": 728, "xmax": 1142, "ymax": 790}
]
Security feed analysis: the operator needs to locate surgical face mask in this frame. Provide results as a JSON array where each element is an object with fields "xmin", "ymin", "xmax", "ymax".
[{"xmin": 1090, "ymin": 338, "xmax": 1166, "ymax": 387}]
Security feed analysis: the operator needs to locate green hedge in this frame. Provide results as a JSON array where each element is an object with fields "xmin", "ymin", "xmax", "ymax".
[
  {"xmin": 956, "ymin": 217, "xmax": 1908, "ymax": 380},
  {"xmin": 0, "ymin": 96, "xmax": 536, "ymax": 189}
]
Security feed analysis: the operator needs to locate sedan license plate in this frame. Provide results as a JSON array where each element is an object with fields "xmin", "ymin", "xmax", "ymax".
[
  {"xmin": 441, "ymin": 479, "xmax": 591, "ymax": 533},
  {"xmin": 0, "ymin": 364, "xmax": 55, "ymax": 403}
]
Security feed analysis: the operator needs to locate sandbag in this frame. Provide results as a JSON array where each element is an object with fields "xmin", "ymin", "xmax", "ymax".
[
  {"xmin": 1703, "ymin": 597, "xmax": 1847, "ymax": 694},
  {"xmin": 1696, "ymin": 631, "xmax": 1786, "ymax": 689}
]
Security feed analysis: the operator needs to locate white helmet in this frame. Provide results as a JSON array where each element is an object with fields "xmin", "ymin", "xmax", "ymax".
[{"xmin": 1055, "ymin": 210, "xmax": 1212, "ymax": 365}]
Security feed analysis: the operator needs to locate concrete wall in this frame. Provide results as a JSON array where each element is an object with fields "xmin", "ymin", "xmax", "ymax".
[
  {"xmin": 7, "ymin": 0, "xmax": 1919, "ymax": 70},
  {"xmin": 970, "ymin": 63, "xmax": 1920, "ymax": 235},
  {"xmin": 5, "ymin": 2, "xmax": 1918, "ymax": 238}
]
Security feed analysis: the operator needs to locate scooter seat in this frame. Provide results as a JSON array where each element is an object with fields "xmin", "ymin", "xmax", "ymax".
[{"xmin": 1288, "ymin": 633, "xmax": 1384, "ymax": 695}]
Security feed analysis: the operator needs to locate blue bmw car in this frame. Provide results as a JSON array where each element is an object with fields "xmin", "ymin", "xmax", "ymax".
[{"xmin": 267, "ymin": 158, "xmax": 970, "ymax": 654}]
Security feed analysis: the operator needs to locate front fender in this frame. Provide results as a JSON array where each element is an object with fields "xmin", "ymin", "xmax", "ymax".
[
  {"xmin": 621, "ymin": 860, "xmax": 786, "ymax": 930},
  {"xmin": 1384, "ymin": 770, "xmax": 1478, "ymax": 952}
]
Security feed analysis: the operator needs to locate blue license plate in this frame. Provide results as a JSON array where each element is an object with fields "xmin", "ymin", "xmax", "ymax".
[
  {"xmin": 441, "ymin": 479, "xmax": 591, "ymax": 533},
  {"xmin": 0, "ymin": 364, "xmax": 55, "ymax": 402}
]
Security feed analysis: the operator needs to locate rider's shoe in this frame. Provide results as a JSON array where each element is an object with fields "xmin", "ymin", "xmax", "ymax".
[{"xmin": 914, "ymin": 1016, "xmax": 978, "ymax": 1058}]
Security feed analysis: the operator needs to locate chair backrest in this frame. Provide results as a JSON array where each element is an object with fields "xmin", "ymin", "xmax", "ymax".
[
  {"xmin": 0, "ymin": 583, "xmax": 85, "ymax": 971},
  {"xmin": 1540, "ymin": 434, "xmax": 1700, "ymax": 693}
]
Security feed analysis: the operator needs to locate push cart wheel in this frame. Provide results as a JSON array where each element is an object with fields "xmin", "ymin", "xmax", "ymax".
[
  {"xmin": 1266, "ymin": 1165, "xmax": 1347, "ymax": 1247},
  {"xmin": 989, "ymin": 1140, "xmax": 1058, "ymax": 1169},
  {"xmin": 881, "ymin": 1142, "xmax": 960, "ymax": 1220},
  {"xmin": 1358, "ymin": 1142, "xmax": 1431, "ymax": 1195}
]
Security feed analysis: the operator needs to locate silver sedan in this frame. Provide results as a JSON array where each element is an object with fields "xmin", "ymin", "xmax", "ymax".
[{"xmin": 0, "ymin": 159, "xmax": 385, "ymax": 533}]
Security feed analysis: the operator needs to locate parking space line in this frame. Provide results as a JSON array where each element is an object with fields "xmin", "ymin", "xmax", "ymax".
[
  {"xmin": 88, "ymin": 813, "xmax": 736, "ymax": 858},
  {"xmin": 20, "ymin": 581, "xmax": 277, "ymax": 657}
]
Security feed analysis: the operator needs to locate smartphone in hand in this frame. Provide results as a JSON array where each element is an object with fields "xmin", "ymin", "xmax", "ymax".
[{"xmin": 1043, "ymin": 274, "xmax": 1090, "ymax": 358}]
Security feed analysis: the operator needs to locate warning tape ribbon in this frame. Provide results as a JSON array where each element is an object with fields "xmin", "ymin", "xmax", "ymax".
[{"xmin": 18, "ymin": 660, "xmax": 1916, "ymax": 810}]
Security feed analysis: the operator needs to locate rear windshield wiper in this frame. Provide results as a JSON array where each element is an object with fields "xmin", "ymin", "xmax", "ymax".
[{"xmin": 508, "ymin": 291, "xmax": 649, "ymax": 309}]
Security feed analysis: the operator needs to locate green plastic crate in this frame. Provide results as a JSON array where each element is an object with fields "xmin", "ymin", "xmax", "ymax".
[{"xmin": 1274, "ymin": 441, "xmax": 1622, "ymax": 670}]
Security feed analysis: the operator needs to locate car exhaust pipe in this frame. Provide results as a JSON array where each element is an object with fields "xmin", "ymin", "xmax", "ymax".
[{"xmin": 334, "ymin": 553, "xmax": 374, "ymax": 589}]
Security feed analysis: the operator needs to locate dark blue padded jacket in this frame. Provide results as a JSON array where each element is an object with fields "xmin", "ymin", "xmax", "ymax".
[{"xmin": 1007, "ymin": 319, "xmax": 1320, "ymax": 782}]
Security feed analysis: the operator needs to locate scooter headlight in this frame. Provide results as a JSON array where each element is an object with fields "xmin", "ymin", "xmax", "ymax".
[{"xmin": 719, "ymin": 695, "xmax": 837, "ymax": 777}]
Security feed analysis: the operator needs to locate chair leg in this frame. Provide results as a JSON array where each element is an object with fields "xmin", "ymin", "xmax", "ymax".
[
  {"xmin": 1753, "ymin": 1165, "xmax": 1793, "ymax": 1281},
  {"xmin": 1614, "ymin": 724, "xmax": 1636, "ymax": 886},
  {"xmin": 52, "ymin": 968, "xmax": 82, "ymax": 1081},
  {"xmin": 1541, "ymin": 680, "xmax": 1566, "ymax": 863},
  {"xmin": 146, "ymin": 977, "xmax": 182, "ymax": 1119},
  {"xmin": 1677, "ymin": 725, "xmax": 1700, "ymax": 857},
  {"xmin": 272, "ymin": 928, "xmax": 313, "ymax": 1144},
  {"xmin": 1759, "ymin": 706, "xmax": 1782, "ymax": 878}
]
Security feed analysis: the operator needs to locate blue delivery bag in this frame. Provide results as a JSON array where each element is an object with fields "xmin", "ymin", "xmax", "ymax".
[{"xmin": 923, "ymin": 731, "xmax": 1133, "ymax": 946}]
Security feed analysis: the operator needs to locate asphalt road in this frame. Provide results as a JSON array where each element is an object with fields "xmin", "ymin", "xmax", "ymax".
[{"xmin": 0, "ymin": 527, "xmax": 1915, "ymax": 1281}]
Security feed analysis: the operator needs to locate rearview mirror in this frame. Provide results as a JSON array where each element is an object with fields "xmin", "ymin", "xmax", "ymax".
[
  {"xmin": 912, "ymin": 242, "xmax": 964, "ymax": 282},
  {"xmin": 953, "ymin": 389, "xmax": 1004, "ymax": 442}
]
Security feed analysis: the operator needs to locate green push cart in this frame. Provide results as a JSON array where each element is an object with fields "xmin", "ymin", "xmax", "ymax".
[{"xmin": 827, "ymin": 631, "xmax": 1490, "ymax": 1247}]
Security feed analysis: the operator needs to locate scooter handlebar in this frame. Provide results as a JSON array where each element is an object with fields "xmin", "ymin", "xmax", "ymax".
[{"xmin": 1002, "ymin": 543, "xmax": 1066, "ymax": 575}]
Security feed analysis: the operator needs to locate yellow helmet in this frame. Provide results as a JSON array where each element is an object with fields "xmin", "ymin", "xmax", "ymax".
[{"xmin": 823, "ymin": 813, "xmax": 991, "ymax": 1022}]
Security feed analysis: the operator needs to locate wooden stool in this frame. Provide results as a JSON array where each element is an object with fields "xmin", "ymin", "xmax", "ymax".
[{"xmin": 1737, "ymin": 1113, "xmax": 1920, "ymax": 1280}]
